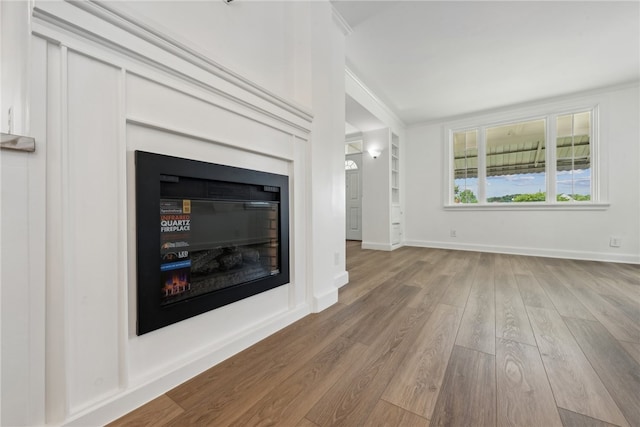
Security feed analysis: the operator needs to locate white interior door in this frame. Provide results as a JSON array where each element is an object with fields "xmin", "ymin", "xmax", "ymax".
[{"xmin": 345, "ymin": 153, "xmax": 362, "ymax": 240}]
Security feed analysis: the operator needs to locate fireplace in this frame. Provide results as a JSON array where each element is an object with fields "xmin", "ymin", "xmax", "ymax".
[{"xmin": 135, "ymin": 151, "xmax": 290, "ymax": 335}]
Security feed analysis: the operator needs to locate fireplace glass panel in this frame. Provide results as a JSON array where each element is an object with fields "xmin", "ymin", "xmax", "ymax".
[{"xmin": 160, "ymin": 198, "xmax": 279, "ymax": 306}]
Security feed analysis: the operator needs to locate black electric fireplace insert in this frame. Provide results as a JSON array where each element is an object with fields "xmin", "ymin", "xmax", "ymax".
[{"xmin": 135, "ymin": 151, "xmax": 290, "ymax": 335}]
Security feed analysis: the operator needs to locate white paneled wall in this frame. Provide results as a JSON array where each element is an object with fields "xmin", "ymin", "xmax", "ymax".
[
  {"xmin": 125, "ymin": 74, "xmax": 297, "ymax": 163},
  {"xmin": 1, "ymin": 1, "xmax": 346, "ymax": 425},
  {"xmin": 1, "ymin": 6, "xmax": 48, "ymax": 423},
  {"xmin": 65, "ymin": 51, "xmax": 122, "ymax": 411}
]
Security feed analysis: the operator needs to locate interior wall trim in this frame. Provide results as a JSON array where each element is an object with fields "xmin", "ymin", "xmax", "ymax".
[
  {"xmin": 126, "ymin": 71, "xmax": 312, "ymax": 138},
  {"xmin": 70, "ymin": 0, "xmax": 313, "ymax": 124},
  {"xmin": 312, "ymin": 287, "xmax": 338, "ymax": 313},
  {"xmin": 404, "ymin": 240, "xmax": 640, "ymax": 265},
  {"xmin": 331, "ymin": 6, "xmax": 353, "ymax": 37},
  {"xmin": 31, "ymin": 3, "xmax": 312, "ymax": 135},
  {"xmin": 126, "ymin": 118, "xmax": 298, "ymax": 162},
  {"xmin": 333, "ymin": 271, "xmax": 349, "ymax": 288},
  {"xmin": 361, "ymin": 241, "xmax": 394, "ymax": 251},
  {"xmin": 62, "ymin": 305, "xmax": 310, "ymax": 426}
]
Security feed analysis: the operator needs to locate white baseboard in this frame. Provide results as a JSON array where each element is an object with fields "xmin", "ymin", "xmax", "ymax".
[
  {"xmin": 404, "ymin": 240, "xmax": 640, "ymax": 264},
  {"xmin": 361, "ymin": 241, "xmax": 404, "ymax": 252},
  {"xmin": 63, "ymin": 305, "xmax": 310, "ymax": 427},
  {"xmin": 334, "ymin": 270, "xmax": 349, "ymax": 288},
  {"xmin": 312, "ymin": 287, "xmax": 338, "ymax": 312},
  {"xmin": 361, "ymin": 241, "xmax": 393, "ymax": 251}
]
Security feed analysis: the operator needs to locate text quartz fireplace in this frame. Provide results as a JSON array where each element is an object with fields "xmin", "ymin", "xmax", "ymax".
[{"xmin": 135, "ymin": 151, "xmax": 290, "ymax": 335}]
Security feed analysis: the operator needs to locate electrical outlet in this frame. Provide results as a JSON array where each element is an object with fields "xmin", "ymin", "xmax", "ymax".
[
  {"xmin": 450, "ymin": 229, "xmax": 457, "ymax": 238},
  {"xmin": 7, "ymin": 106, "xmax": 13, "ymax": 133},
  {"xmin": 609, "ymin": 237, "xmax": 622, "ymax": 248},
  {"xmin": 334, "ymin": 252, "xmax": 340, "ymax": 265}
]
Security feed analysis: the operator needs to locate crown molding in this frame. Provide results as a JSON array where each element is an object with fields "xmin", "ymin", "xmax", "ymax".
[
  {"xmin": 331, "ymin": 5, "xmax": 353, "ymax": 37},
  {"xmin": 345, "ymin": 67, "xmax": 405, "ymax": 129}
]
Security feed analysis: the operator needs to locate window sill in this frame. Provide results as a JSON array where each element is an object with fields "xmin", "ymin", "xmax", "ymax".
[{"xmin": 443, "ymin": 202, "xmax": 610, "ymax": 211}]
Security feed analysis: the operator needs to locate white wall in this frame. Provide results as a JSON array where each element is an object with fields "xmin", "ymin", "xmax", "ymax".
[
  {"xmin": 0, "ymin": 0, "xmax": 30, "ymax": 135},
  {"xmin": 309, "ymin": 4, "xmax": 349, "ymax": 297},
  {"xmin": 1, "ymin": 1, "xmax": 47, "ymax": 425},
  {"xmin": 405, "ymin": 85, "xmax": 640, "ymax": 263},
  {"xmin": 120, "ymin": 0, "xmax": 310, "ymax": 107},
  {"xmin": 362, "ymin": 128, "xmax": 391, "ymax": 248},
  {"xmin": 1, "ymin": 1, "xmax": 347, "ymax": 425}
]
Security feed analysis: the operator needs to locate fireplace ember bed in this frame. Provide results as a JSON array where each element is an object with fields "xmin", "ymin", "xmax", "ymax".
[{"xmin": 135, "ymin": 151, "xmax": 290, "ymax": 335}]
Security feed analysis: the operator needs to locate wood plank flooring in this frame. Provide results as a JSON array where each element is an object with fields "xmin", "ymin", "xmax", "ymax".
[{"xmin": 110, "ymin": 243, "xmax": 640, "ymax": 427}]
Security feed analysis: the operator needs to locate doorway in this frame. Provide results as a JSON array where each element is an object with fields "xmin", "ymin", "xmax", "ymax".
[{"xmin": 345, "ymin": 153, "xmax": 363, "ymax": 241}]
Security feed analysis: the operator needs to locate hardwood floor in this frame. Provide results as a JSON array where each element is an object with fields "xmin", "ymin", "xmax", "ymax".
[{"xmin": 110, "ymin": 243, "xmax": 640, "ymax": 427}]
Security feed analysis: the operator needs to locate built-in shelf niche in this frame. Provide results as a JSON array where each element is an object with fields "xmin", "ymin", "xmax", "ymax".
[
  {"xmin": 391, "ymin": 134, "xmax": 400, "ymax": 206},
  {"xmin": 391, "ymin": 133, "xmax": 401, "ymax": 245},
  {"xmin": 361, "ymin": 128, "xmax": 402, "ymax": 250}
]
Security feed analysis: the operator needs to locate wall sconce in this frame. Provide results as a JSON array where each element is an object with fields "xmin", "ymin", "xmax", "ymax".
[{"xmin": 368, "ymin": 148, "xmax": 381, "ymax": 159}]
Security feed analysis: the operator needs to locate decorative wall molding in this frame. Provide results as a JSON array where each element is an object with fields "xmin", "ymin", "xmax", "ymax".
[
  {"xmin": 31, "ymin": 2, "xmax": 313, "ymax": 136},
  {"xmin": 71, "ymin": 0, "xmax": 313, "ymax": 124},
  {"xmin": 126, "ymin": 118, "xmax": 297, "ymax": 162},
  {"xmin": 126, "ymin": 71, "xmax": 311, "ymax": 139},
  {"xmin": 28, "ymin": 5, "xmax": 313, "ymax": 422},
  {"xmin": 62, "ymin": 305, "xmax": 310, "ymax": 426},
  {"xmin": 19, "ymin": 1, "xmax": 339, "ymax": 424}
]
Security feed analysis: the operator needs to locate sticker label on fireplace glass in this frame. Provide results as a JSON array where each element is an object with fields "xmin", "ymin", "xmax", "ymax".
[
  {"xmin": 160, "ymin": 199, "xmax": 191, "ymax": 302},
  {"xmin": 158, "ymin": 197, "xmax": 280, "ymax": 306}
]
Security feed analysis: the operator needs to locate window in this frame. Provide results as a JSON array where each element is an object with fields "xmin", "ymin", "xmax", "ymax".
[
  {"xmin": 345, "ymin": 160, "xmax": 358, "ymax": 170},
  {"xmin": 485, "ymin": 119, "xmax": 546, "ymax": 203},
  {"xmin": 447, "ymin": 106, "xmax": 600, "ymax": 207},
  {"xmin": 345, "ymin": 140, "xmax": 363, "ymax": 155},
  {"xmin": 556, "ymin": 112, "xmax": 591, "ymax": 202},
  {"xmin": 453, "ymin": 130, "xmax": 478, "ymax": 203}
]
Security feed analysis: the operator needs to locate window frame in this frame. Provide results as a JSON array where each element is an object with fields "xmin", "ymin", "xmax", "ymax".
[{"xmin": 443, "ymin": 100, "xmax": 609, "ymax": 210}]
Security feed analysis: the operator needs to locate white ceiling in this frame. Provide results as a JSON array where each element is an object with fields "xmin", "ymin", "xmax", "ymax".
[{"xmin": 332, "ymin": 1, "xmax": 640, "ymax": 125}]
